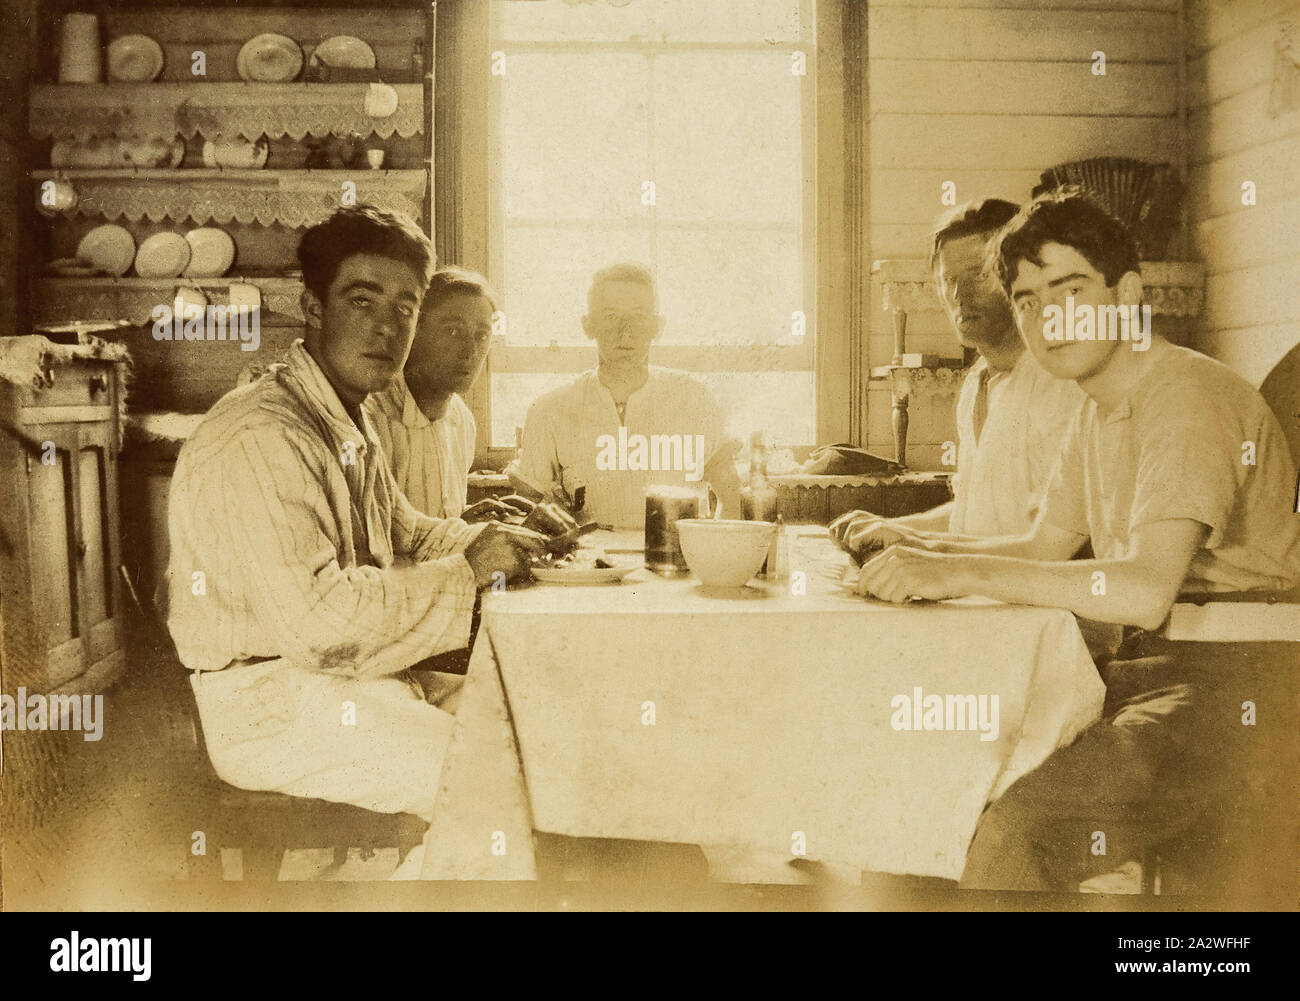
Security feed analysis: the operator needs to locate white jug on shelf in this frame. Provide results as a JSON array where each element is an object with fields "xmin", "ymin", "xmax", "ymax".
[{"xmin": 58, "ymin": 13, "xmax": 102, "ymax": 83}]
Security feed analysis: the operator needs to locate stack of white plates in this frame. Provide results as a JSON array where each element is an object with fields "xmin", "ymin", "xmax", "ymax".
[
  {"xmin": 236, "ymin": 33, "xmax": 303, "ymax": 82},
  {"xmin": 201, "ymin": 138, "xmax": 269, "ymax": 170},
  {"xmin": 116, "ymin": 136, "xmax": 185, "ymax": 169}
]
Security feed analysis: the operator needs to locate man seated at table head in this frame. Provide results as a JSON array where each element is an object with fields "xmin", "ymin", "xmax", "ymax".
[
  {"xmin": 365, "ymin": 266, "xmax": 574, "ymax": 532},
  {"xmin": 854, "ymin": 190, "xmax": 1300, "ymax": 892},
  {"xmin": 505, "ymin": 263, "xmax": 743, "ymax": 528},
  {"xmin": 830, "ymin": 198, "xmax": 1085, "ymax": 557},
  {"xmin": 166, "ymin": 205, "xmax": 546, "ymax": 825}
]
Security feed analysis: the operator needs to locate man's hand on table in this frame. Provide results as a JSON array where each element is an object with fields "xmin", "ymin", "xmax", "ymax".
[
  {"xmin": 462, "ymin": 494, "xmax": 537, "ymax": 524},
  {"xmin": 464, "ymin": 521, "xmax": 548, "ymax": 588},
  {"xmin": 828, "ymin": 509, "xmax": 877, "ymax": 550},
  {"xmin": 830, "ymin": 511, "xmax": 939, "ymax": 565},
  {"xmin": 854, "ymin": 544, "xmax": 969, "ymax": 603},
  {"xmin": 521, "ymin": 501, "xmax": 580, "ymax": 537}
]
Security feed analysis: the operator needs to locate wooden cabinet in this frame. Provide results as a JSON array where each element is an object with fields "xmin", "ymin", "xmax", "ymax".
[{"xmin": 0, "ymin": 347, "xmax": 126, "ymax": 694}]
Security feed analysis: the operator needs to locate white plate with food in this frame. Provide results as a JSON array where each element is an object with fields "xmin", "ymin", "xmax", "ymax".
[
  {"xmin": 202, "ymin": 137, "xmax": 269, "ymax": 170},
  {"xmin": 75, "ymin": 224, "xmax": 136, "ymax": 277},
  {"xmin": 106, "ymin": 34, "xmax": 164, "ymax": 82},
  {"xmin": 309, "ymin": 35, "xmax": 375, "ymax": 70},
  {"xmin": 236, "ymin": 33, "xmax": 303, "ymax": 83},
  {"xmin": 532, "ymin": 551, "xmax": 640, "ymax": 585},
  {"xmin": 134, "ymin": 232, "xmax": 191, "ymax": 279},
  {"xmin": 183, "ymin": 227, "xmax": 236, "ymax": 277}
]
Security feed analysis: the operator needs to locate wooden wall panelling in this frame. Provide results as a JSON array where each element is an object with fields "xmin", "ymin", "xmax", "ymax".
[
  {"xmin": 862, "ymin": 1, "xmax": 1184, "ymax": 462},
  {"xmin": 1187, "ymin": 0, "xmax": 1300, "ymax": 385}
]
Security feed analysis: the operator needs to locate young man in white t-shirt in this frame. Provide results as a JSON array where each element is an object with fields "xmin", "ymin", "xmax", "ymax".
[{"xmin": 855, "ymin": 192, "xmax": 1300, "ymax": 894}]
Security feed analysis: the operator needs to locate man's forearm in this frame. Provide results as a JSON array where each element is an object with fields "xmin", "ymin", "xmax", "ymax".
[
  {"xmin": 929, "ymin": 530, "xmax": 1057, "ymax": 560},
  {"xmin": 893, "ymin": 501, "xmax": 955, "ymax": 533},
  {"xmin": 949, "ymin": 554, "xmax": 1177, "ymax": 631}
]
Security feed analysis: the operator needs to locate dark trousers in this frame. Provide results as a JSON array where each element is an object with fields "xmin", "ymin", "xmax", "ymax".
[{"xmin": 959, "ymin": 635, "xmax": 1299, "ymax": 892}]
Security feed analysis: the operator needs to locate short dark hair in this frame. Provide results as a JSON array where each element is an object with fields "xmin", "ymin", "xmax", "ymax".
[
  {"xmin": 990, "ymin": 188, "xmax": 1141, "ymax": 293},
  {"xmin": 297, "ymin": 205, "xmax": 435, "ymax": 301},
  {"xmin": 424, "ymin": 266, "xmax": 499, "ymax": 313},
  {"xmin": 928, "ymin": 198, "xmax": 1021, "ymax": 271}
]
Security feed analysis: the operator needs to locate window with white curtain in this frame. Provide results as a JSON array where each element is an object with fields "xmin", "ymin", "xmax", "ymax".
[{"xmin": 486, "ymin": 0, "xmax": 818, "ymax": 449}]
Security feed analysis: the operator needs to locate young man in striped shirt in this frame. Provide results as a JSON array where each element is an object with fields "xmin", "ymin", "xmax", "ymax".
[
  {"xmin": 365, "ymin": 267, "xmax": 572, "ymax": 532},
  {"xmin": 167, "ymin": 206, "xmax": 545, "ymax": 832}
]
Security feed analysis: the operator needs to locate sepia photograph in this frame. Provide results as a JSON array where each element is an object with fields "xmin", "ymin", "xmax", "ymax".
[{"xmin": 0, "ymin": 0, "xmax": 1296, "ymax": 943}]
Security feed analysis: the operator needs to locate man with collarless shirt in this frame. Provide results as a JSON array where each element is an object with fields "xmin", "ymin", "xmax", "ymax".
[
  {"xmin": 831, "ymin": 199, "xmax": 1085, "ymax": 557},
  {"xmin": 507, "ymin": 264, "xmax": 743, "ymax": 528}
]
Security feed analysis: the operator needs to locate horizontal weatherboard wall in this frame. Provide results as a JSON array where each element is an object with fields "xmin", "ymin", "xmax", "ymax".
[{"xmin": 865, "ymin": 0, "xmax": 1182, "ymax": 466}]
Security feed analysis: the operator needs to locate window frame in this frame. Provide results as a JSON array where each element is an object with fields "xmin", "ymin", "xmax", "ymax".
[{"xmin": 466, "ymin": 0, "xmax": 854, "ymax": 467}]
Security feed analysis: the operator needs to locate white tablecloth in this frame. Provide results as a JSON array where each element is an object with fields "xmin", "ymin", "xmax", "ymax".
[{"xmin": 423, "ymin": 535, "xmax": 1104, "ymax": 880}]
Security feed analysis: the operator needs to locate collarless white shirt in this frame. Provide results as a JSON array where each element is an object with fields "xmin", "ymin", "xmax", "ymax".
[
  {"xmin": 509, "ymin": 366, "xmax": 727, "ymax": 528},
  {"xmin": 949, "ymin": 348, "xmax": 1086, "ymax": 537}
]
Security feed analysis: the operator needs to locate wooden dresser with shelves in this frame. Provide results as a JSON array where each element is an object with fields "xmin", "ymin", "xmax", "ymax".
[
  {"xmin": 29, "ymin": 1, "xmax": 434, "ymax": 345},
  {"xmin": 22, "ymin": 1, "xmax": 436, "ymax": 607}
]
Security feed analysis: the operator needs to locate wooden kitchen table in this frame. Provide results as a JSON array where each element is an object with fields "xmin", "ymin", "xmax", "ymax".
[{"xmin": 420, "ymin": 533, "xmax": 1104, "ymax": 882}]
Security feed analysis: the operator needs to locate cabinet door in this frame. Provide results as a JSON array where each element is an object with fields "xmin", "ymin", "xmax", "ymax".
[
  {"xmin": 76, "ymin": 421, "xmax": 121, "ymax": 670},
  {"xmin": 25, "ymin": 431, "xmax": 85, "ymax": 689}
]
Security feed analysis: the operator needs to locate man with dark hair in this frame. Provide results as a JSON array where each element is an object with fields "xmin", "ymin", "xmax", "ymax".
[
  {"xmin": 167, "ymin": 207, "xmax": 546, "ymax": 850},
  {"xmin": 367, "ymin": 268, "xmax": 494, "ymax": 519},
  {"xmin": 831, "ymin": 198, "xmax": 1085, "ymax": 558},
  {"xmin": 855, "ymin": 191, "xmax": 1300, "ymax": 893},
  {"xmin": 366, "ymin": 266, "xmax": 574, "ymax": 531}
]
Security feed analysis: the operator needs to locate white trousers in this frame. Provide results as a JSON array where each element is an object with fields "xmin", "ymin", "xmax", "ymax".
[{"xmin": 191, "ymin": 659, "xmax": 460, "ymax": 823}]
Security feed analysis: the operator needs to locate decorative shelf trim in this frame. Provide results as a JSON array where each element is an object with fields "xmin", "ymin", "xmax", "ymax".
[
  {"xmin": 34, "ymin": 277, "xmax": 306, "ymax": 327},
  {"xmin": 30, "ymin": 84, "xmax": 424, "ymax": 143},
  {"xmin": 871, "ymin": 259, "xmax": 1206, "ymax": 318},
  {"xmin": 34, "ymin": 169, "xmax": 427, "ymax": 227},
  {"xmin": 869, "ymin": 365, "xmax": 967, "ymax": 397},
  {"xmin": 769, "ymin": 471, "xmax": 952, "ymax": 489}
]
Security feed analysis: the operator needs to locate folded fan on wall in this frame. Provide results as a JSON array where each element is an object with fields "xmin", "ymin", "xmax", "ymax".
[{"xmin": 1032, "ymin": 157, "xmax": 1185, "ymax": 261}]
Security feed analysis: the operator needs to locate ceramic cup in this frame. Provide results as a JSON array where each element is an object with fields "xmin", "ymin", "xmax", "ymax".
[{"xmin": 365, "ymin": 149, "xmax": 385, "ymax": 170}]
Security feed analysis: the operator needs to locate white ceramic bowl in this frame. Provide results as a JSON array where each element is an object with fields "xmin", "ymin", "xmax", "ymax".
[{"xmin": 676, "ymin": 519, "xmax": 774, "ymax": 588}]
